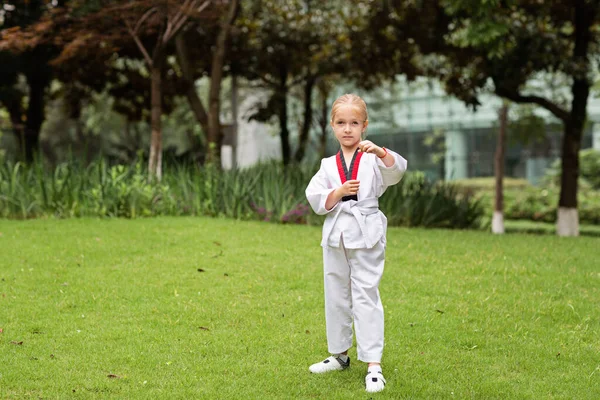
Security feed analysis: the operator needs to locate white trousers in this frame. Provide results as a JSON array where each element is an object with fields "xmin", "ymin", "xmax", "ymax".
[{"xmin": 322, "ymin": 236, "xmax": 385, "ymax": 363}]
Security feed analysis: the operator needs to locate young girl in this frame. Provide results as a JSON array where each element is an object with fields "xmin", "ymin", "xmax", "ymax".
[{"xmin": 305, "ymin": 94, "xmax": 407, "ymax": 393}]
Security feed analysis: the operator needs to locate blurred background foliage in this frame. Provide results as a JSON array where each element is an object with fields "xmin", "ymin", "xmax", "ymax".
[{"xmin": 1, "ymin": 0, "xmax": 599, "ymax": 231}]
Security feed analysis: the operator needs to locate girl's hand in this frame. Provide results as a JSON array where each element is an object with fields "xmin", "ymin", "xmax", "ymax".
[
  {"xmin": 337, "ymin": 179, "xmax": 360, "ymax": 197},
  {"xmin": 326, "ymin": 180, "xmax": 360, "ymax": 209},
  {"xmin": 358, "ymin": 140, "xmax": 386, "ymax": 158}
]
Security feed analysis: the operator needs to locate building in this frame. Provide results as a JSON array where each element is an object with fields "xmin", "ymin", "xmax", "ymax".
[{"xmin": 336, "ymin": 78, "xmax": 599, "ymax": 184}]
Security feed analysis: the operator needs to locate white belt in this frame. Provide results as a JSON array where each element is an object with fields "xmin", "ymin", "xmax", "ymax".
[{"xmin": 323, "ymin": 197, "xmax": 380, "ymax": 248}]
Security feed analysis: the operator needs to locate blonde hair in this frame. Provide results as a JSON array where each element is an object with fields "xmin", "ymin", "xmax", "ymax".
[{"xmin": 330, "ymin": 94, "xmax": 368, "ymax": 124}]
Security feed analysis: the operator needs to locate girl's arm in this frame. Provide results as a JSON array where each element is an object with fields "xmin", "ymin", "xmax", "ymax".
[
  {"xmin": 377, "ymin": 149, "xmax": 407, "ymax": 187},
  {"xmin": 359, "ymin": 141, "xmax": 408, "ymax": 187},
  {"xmin": 377, "ymin": 148, "xmax": 396, "ymax": 168},
  {"xmin": 324, "ymin": 180, "xmax": 360, "ymax": 210},
  {"xmin": 324, "ymin": 187, "xmax": 343, "ymax": 211},
  {"xmin": 306, "ymin": 160, "xmax": 340, "ymax": 215}
]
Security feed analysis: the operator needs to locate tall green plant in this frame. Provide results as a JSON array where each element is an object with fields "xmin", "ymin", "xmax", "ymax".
[
  {"xmin": 0, "ymin": 159, "xmax": 485, "ymax": 229},
  {"xmin": 380, "ymin": 172, "xmax": 484, "ymax": 229}
]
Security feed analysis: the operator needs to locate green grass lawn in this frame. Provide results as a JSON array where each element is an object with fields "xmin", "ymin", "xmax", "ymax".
[{"xmin": 1, "ymin": 217, "xmax": 599, "ymax": 399}]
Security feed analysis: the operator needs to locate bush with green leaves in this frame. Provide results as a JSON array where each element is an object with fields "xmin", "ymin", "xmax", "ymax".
[
  {"xmin": 0, "ymin": 159, "xmax": 484, "ymax": 229},
  {"xmin": 380, "ymin": 172, "xmax": 484, "ymax": 228},
  {"xmin": 501, "ymin": 186, "xmax": 600, "ymax": 225},
  {"xmin": 543, "ymin": 149, "xmax": 600, "ymax": 190},
  {"xmin": 461, "ymin": 178, "xmax": 600, "ymax": 226},
  {"xmin": 580, "ymin": 149, "xmax": 600, "ymax": 189}
]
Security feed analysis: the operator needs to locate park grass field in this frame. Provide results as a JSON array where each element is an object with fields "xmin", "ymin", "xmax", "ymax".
[{"xmin": 0, "ymin": 217, "xmax": 599, "ymax": 399}]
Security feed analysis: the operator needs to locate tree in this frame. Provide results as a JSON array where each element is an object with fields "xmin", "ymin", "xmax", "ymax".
[
  {"xmin": 104, "ymin": 0, "xmax": 214, "ymax": 180},
  {"xmin": 372, "ymin": 0, "xmax": 599, "ymax": 236},
  {"xmin": 3, "ymin": 0, "xmax": 243, "ymax": 172},
  {"xmin": 170, "ymin": 0, "xmax": 240, "ymax": 167},
  {"xmin": 438, "ymin": 1, "xmax": 597, "ymax": 236},
  {"xmin": 315, "ymin": 78, "xmax": 334, "ymax": 159},
  {"xmin": 0, "ymin": 0, "xmax": 61, "ymax": 162},
  {"xmin": 206, "ymin": 0, "xmax": 240, "ymax": 164},
  {"xmin": 234, "ymin": 0, "xmax": 361, "ymax": 165},
  {"xmin": 233, "ymin": 0, "xmax": 311, "ymax": 165},
  {"xmin": 75, "ymin": 0, "xmax": 240, "ymax": 170},
  {"xmin": 174, "ymin": 33, "xmax": 210, "ymax": 150},
  {"xmin": 1, "ymin": 1, "xmax": 181, "ymax": 165},
  {"xmin": 47, "ymin": 0, "xmax": 238, "ymax": 175}
]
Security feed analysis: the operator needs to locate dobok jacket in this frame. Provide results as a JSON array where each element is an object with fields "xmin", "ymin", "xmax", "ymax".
[{"xmin": 306, "ymin": 149, "xmax": 407, "ymax": 249}]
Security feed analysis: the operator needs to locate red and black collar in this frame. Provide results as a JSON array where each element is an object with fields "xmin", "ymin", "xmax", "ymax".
[{"xmin": 336, "ymin": 148, "xmax": 363, "ymax": 201}]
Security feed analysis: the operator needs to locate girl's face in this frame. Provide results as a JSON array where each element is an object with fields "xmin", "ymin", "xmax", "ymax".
[{"xmin": 331, "ymin": 105, "xmax": 368, "ymax": 151}]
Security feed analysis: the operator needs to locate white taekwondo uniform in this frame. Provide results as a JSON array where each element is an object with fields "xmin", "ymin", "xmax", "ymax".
[{"xmin": 306, "ymin": 148, "xmax": 407, "ymax": 362}]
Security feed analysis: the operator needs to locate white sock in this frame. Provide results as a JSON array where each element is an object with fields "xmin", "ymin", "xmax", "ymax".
[
  {"xmin": 365, "ymin": 365, "xmax": 386, "ymax": 393},
  {"xmin": 368, "ymin": 365, "xmax": 382, "ymax": 373}
]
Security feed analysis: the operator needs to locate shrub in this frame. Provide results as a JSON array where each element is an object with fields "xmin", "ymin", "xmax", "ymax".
[
  {"xmin": 543, "ymin": 149, "xmax": 600, "ymax": 190},
  {"xmin": 468, "ymin": 183, "xmax": 600, "ymax": 226},
  {"xmin": 380, "ymin": 172, "xmax": 484, "ymax": 229},
  {"xmin": 580, "ymin": 149, "xmax": 600, "ymax": 190},
  {"xmin": 0, "ymin": 159, "xmax": 485, "ymax": 229}
]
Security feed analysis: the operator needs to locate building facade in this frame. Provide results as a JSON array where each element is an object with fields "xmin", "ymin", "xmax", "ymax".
[{"xmin": 338, "ymin": 78, "xmax": 598, "ymax": 184}]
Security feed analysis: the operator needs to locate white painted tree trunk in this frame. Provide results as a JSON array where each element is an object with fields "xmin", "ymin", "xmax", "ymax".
[
  {"xmin": 557, "ymin": 207, "xmax": 579, "ymax": 237},
  {"xmin": 492, "ymin": 211, "xmax": 505, "ymax": 234},
  {"xmin": 493, "ymin": 104, "xmax": 508, "ymax": 235}
]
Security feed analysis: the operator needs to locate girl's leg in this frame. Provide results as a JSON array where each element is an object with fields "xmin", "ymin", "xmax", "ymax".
[
  {"xmin": 347, "ymin": 241, "xmax": 385, "ymax": 363},
  {"xmin": 322, "ymin": 240, "xmax": 353, "ymax": 355}
]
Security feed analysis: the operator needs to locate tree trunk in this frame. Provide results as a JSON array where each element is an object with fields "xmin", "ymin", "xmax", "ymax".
[
  {"xmin": 22, "ymin": 71, "xmax": 49, "ymax": 163},
  {"xmin": 559, "ymin": 118, "xmax": 583, "ymax": 210},
  {"xmin": 175, "ymin": 34, "xmax": 210, "ymax": 138},
  {"xmin": 75, "ymin": 119, "xmax": 86, "ymax": 163},
  {"xmin": 557, "ymin": 1, "xmax": 591, "ymax": 237},
  {"xmin": 317, "ymin": 80, "xmax": 330, "ymax": 159},
  {"xmin": 557, "ymin": 118, "xmax": 583, "ymax": 236},
  {"xmin": 294, "ymin": 75, "xmax": 316, "ymax": 163},
  {"xmin": 278, "ymin": 64, "xmax": 291, "ymax": 165},
  {"xmin": 319, "ymin": 100, "xmax": 328, "ymax": 159},
  {"xmin": 5, "ymin": 97, "xmax": 25, "ymax": 160},
  {"xmin": 207, "ymin": 0, "xmax": 240, "ymax": 165},
  {"xmin": 230, "ymin": 73, "xmax": 239, "ymax": 170},
  {"xmin": 148, "ymin": 62, "xmax": 163, "ymax": 181},
  {"xmin": 68, "ymin": 97, "xmax": 88, "ymax": 163},
  {"xmin": 492, "ymin": 103, "xmax": 508, "ymax": 234}
]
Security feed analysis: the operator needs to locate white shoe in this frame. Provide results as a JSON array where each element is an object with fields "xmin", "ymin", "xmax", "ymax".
[
  {"xmin": 365, "ymin": 369, "xmax": 386, "ymax": 393},
  {"xmin": 308, "ymin": 355, "xmax": 350, "ymax": 373}
]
